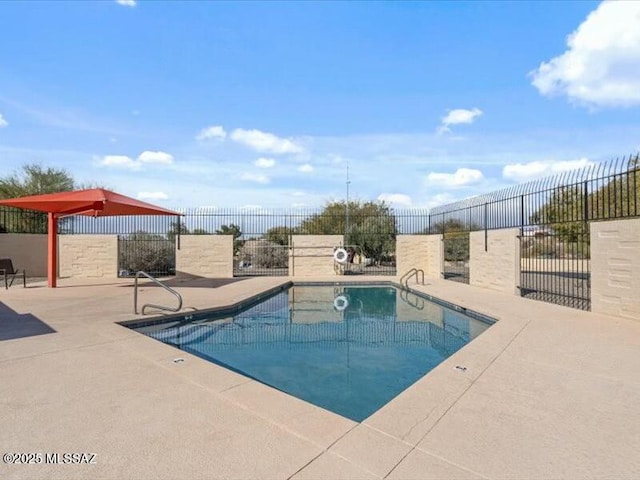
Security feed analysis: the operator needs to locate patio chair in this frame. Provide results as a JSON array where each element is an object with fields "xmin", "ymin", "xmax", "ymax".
[{"xmin": 0, "ymin": 258, "xmax": 26, "ymax": 289}]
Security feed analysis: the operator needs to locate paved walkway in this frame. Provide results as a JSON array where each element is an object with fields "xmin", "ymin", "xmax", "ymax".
[{"xmin": 1, "ymin": 275, "xmax": 638, "ymax": 479}]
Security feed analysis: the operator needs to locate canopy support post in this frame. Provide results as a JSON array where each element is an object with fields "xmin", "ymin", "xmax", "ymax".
[{"xmin": 48, "ymin": 212, "xmax": 57, "ymax": 288}]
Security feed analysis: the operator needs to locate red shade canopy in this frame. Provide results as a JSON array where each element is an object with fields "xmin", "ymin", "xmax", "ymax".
[
  {"xmin": 0, "ymin": 188, "xmax": 181, "ymax": 217},
  {"xmin": 0, "ymin": 189, "xmax": 181, "ymax": 287}
]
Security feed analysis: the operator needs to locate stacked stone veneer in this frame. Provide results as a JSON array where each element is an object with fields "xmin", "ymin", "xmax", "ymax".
[
  {"xmin": 176, "ymin": 235, "xmax": 233, "ymax": 278},
  {"xmin": 469, "ymin": 229, "xmax": 519, "ymax": 294},
  {"xmin": 289, "ymin": 235, "xmax": 343, "ymax": 276},
  {"xmin": 591, "ymin": 219, "xmax": 640, "ymax": 320},
  {"xmin": 395, "ymin": 235, "xmax": 442, "ymax": 279},
  {"xmin": 59, "ymin": 235, "xmax": 118, "ymax": 278},
  {"xmin": 0, "ymin": 234, "xmax": 48, "ymax": 277}
]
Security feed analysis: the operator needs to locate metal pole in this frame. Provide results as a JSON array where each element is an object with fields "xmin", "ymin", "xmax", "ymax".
[{"xmin": 345, "ymin": 162, "xmax": 350, "ymax": 243}]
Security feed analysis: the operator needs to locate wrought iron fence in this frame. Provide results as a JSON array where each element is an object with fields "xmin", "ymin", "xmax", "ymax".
[
  {"xmin": 0, "ymin": 207, "xmax": 48, "ymax": 233},
  {"xmin": 430, "ymin": 153, "xmax": 640, "ymax": 309},
  {"xmin": 3, "ymin": 153, "xmax": 637, "ymax": 297},
  {"xmin": 117, "ymin": 234, "xmax": 176, "ymax": 278},
  {"xmin": 9, "ymin": 205, "xmax": 428, "ymax": 277}
]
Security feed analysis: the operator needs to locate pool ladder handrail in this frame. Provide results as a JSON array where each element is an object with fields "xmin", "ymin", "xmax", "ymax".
[
  {"xmin": 400, "ymin": 268, "xmax": 425, "ymax": 289},
  {"xmin": 134, "ymin": 271, "xmax": 183, "ymax": 315}
]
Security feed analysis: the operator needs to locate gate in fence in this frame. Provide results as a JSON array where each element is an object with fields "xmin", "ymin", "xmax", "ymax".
[
  {"xmin": 442, "ymin": 232, "xmax": 470, "ymax": 284},
  {"xmin": 519, "ymin": 226, "xmax": 590, "ymax": 310}
]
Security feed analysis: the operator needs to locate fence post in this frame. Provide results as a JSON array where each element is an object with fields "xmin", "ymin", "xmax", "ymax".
[
  {"xmin": 177, "ymin": 217, "xmax": 181, "ymax": 250},
  {"xmin": 583, "ymin": 180, "xmax": 589, "ymax": 222},
  {"xmin": 484, "ymin": 202, "xmax": 488, "ymax": 252}
]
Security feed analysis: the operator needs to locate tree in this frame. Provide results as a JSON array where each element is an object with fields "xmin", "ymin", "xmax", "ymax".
[
  {"xmin": 118, "ymin": 231, "xmax": 175, "ymax": 276},
  {"xmin": 530, "ymin": 185, "xmax": 592, "ymax": 259},
  {"xmin": 167, "ymin": 221, "xmax": 189, "ymax": 242},
  {"xmin": 349, "ymin": 215, "xmax": 396, "ymax": 264},
  {"xmin": 0, "ymin": 164, "xmax": 75, "ymax": 198},
  {"xmin": 429, "ymin": 218, "xmax": 481, "ymax": 234},
  {"xmin": 265, "ymin": 226, "xmax": 293, "ymax": 246},
  {"xmin": 215, "ymin": 224, "xmax": 242, "ymax": 254},
  {"xmin": 0, "ymin": 164, "xmax": 76, "ymax": 233},
  {"xmin": 429, "ymin": 219, "xmax": 481, "ymax": 262},
  {"xmin": 297, "ymin": 200, "xmax": 397, "ymax": 264},
  {"xmin": 589, "ymin": 161, "xmax": 640, "ymax": 219},
  {"xmin": 531, "ymin": 186, "xmax": 585, "ymax": 243},
  {"xmin": 239, "ymin": 239, "xmax": 288, "ymax": 269}
]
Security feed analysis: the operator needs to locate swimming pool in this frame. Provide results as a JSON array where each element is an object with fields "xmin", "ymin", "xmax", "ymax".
[{"xmin": 129, "ymin": 284, "xmax": 494, "ymax": 421}]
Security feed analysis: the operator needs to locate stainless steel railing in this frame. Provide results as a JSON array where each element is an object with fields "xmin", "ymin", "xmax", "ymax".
[
  {"xmin": 134, "ymin": 271, "xmax": 183, "ymax": 315},
  {"xmin": 400, "ymin": 267, "xmax": 425, "ymax": 289}
]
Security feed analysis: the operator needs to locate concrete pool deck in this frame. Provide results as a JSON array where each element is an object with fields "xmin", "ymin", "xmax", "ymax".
[{"xmin": 1, "ymin": 275, "xmax": 638, "ymax": 480}]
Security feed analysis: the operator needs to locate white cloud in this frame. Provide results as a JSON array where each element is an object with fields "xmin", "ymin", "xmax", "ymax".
[
  {"xmin": 530, "ymin": 1, "xmax": 640, "ymax": 107},
  {"xmin": 230, "ymin": 128, "xmax": 303, "ymax": 154},
  {"xmin": 377, "ymin": 193, "xmax": 412, "ymax": 206},
  {"xmin": 254, "ymin": 157, "xmax": 276, "ymax": 168},
  {"xmin": 137, "ymin": 150, "xmax": 174, "ymax": 165},
  {"xmin": 426, "ymin": 168, "xmax": 484, "ymax": 187},
  {"xmin": 424, "ymin": 193, "xmax": 457, "ymax": 210},
  {"xmin": 240, "ymin": 172, "xmax": 270, "ymax": 184},
  {"xmin": 100, "ymin": 155, "xmax": 139, "ymax": 170},
  {"xmin": 196, "ymin": 125, "xmax": 226, "ymax": 141},
  {"xmin": 137, "ymin": 191, "xmax": 169, "ymax": 201},
  {"xmin": 0, "ymin": 113, "xmax": 8, "ymax": 127},
  {"xmin": 292, "ymin": 191, "xmax": 306, "ymax": 197},
  {"xmin": 502, "ymin": 157, "xmax": 593, "ymax": 183},
  {"xmin": 297, "ymin": 164, "xmax": 313, "ymax": 173},
  {"xmin": 116, "ymin": 0, "xmax": 136, "ymax": 6},
  {"xmin": 99, "ymin": 150, "xmax": 173, "ymax": 170},
  {"xmin": 438, "ymin": 108, "xmax": 483, "ymax": 134}
]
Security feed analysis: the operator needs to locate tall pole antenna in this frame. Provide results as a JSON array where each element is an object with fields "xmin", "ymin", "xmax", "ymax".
[{"xmin": 345, "ymin": 161, "xmax": 351, "ymax": 243}]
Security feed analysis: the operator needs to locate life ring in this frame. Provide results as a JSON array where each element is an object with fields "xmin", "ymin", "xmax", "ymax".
[
  {"xmin": 333, "ymin": 295, "xmax": 349, "ymax": 311},
  {"xmin": 333, "ymin": 247, "xmax": 348, "ymax": 264}
]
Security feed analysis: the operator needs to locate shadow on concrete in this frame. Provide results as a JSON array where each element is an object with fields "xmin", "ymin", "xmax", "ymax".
[{"xmin": 0, "ymin": 302, "xmax": 56, "ymax": 341}]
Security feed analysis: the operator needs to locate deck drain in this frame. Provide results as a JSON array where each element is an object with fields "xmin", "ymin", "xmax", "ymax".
[
  {"xmin": 173, "ymin": 358, "xmax": 185, "ymax": 364},
  {"xmin": 455, "ymin": 365, "xmax": 467, "ymax": 372}
]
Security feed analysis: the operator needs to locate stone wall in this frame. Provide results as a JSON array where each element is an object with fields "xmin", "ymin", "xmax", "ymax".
[
  {"xmin": 176, "ymin": 235, "xmax": 233, "ymax": 278},
  {"xmin": 290, "ymin": 235, "xmax": 343, "ymax": 276},
  {"xmin": 0, "ymin": 234, "xmax": 48, "ymax": 277},
  {"xmin": 395, "ymin": 234, "xmax": 442, "ymax": 280},
  {"xmin": 59, "ymin": 235, "xmax": 118, "ymax": 278},
  {"xmin": 591, "ymin": 218, "xmax": 640, "ymax": 320},
  {"xmin": 469, "ymin": 228, "xmax": 519, "ymax": 294}
]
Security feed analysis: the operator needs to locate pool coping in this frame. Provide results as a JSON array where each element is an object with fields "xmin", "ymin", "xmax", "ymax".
[{"xmin": 119, "ymin": 280, "xmax": 496, "ymax": 331}]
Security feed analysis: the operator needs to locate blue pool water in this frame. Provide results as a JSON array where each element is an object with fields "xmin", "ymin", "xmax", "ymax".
[{"xmin": 131, "ymin": 285, "xmax": 493, "ymax": 421}]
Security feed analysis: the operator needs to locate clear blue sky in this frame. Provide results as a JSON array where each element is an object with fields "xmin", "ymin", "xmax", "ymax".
[{"xmin": 1, "ymin": 0, "xmax": 638, "ymax": 208}]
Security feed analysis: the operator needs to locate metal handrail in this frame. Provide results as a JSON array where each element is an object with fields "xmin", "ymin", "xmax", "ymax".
[
  {"xmin": 134, "ymin": 271, "xmax": 183, "ymax": 315},
  {"xmin": 400, "ymin": 268, "xmax": 425, "ymax": 289}
]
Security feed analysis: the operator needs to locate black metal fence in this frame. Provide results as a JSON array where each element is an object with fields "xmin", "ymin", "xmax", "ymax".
[
  {"xmin": 2, "ymin": 153, "xmax": 637, "ymax": 302},
  {"xmin": 430, "ymin": 153, "xmax": 640, "ymax": 309},
  {"xmin": 0, "ymin": 204, "xmax": 430, "ymax": 277}
]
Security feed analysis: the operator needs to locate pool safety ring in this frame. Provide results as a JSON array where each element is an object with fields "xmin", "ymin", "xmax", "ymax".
[
  {"xmin": 333, "ymin": 295, "xmax": 349, "ymax": 311},
  {"xmin": 333, "ymin": 247, "xmax": 348, "ymax": 264}
]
